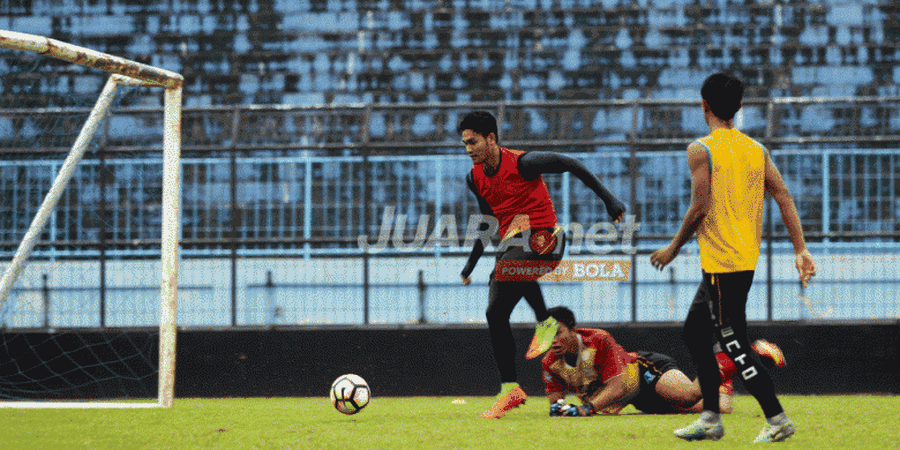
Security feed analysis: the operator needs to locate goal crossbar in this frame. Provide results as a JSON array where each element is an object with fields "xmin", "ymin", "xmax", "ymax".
[
  {"xmin": 0, "ymin": 30, "xmax": 182, "ymax": 408},
  {"xmin": 0, "ymin": 30, "xmax": 182, "ymax": 89}
]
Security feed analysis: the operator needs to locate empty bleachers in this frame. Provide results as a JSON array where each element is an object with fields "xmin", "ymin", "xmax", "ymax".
[{"xmin": 2, "ymin": 1, "xmax": 898, "ymax": 108}]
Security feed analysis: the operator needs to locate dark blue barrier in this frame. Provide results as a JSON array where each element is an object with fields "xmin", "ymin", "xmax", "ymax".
[
  {"xmin": 175, "ymin": 323, "xmax": 899, "ymax": 398},
  {"xmin": 2, "ymin": 323, "xmax": 896, "ymax": 399}
]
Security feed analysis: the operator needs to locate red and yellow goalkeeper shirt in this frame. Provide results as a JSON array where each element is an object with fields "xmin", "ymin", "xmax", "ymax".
[
  {"xmin": 541, "ymin": 328, "xmax": 639, "ymax": 401},
  {"xmin": 470, "ymin": 147, "xmax": 557, "ymax": 239}
]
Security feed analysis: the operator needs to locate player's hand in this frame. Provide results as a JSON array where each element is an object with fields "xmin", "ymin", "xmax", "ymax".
[
  {"xmin": 554, "ymin": 400, "xmax": 594, "ymax": 417},
  {"xmin": 650, "ymin": 244, "xmax": 679, "ymax": 270},
  {"xmin": 560, "ymin": 403, "xmax": 580, "ymax": 416},
  {"xmin": 795, "ymin": 249, "xmax": 817, "ymax": 288},
  {"xmin": 461, "ymin": 276, "xmax": 471, "ymax": 286},
  {"xmin": 549, "ymin": 401, "xmax": 564, "ymax": 416},
  {"xmin": 607, "ymin": 200, "xmax": 626, "ymax": 224},
  {"xmin": 575, "ymin": 402, "xmax": 596, "ymax": 416},
  {"xmin": 551, "ymin": 400, "xmax": 579, "ymax": 417}
]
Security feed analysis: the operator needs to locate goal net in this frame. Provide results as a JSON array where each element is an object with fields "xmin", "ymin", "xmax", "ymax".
[{"xmin": 0, "ymin": 30, "xmax": 181, "ymax": 408}]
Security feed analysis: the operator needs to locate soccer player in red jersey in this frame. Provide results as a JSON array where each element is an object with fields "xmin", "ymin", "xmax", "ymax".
[
  {"xmin": 542, "ymin": 306, "xmax": 737, "ymax": 417},
  {"xmin": 456, "ymin": 111, "xmax": 626, "ymax": 419}
]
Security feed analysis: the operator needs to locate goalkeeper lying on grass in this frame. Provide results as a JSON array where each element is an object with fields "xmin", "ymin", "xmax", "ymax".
[{"xmin": 542, "ymin": 306, "xmax": 782, "ymax": 417}]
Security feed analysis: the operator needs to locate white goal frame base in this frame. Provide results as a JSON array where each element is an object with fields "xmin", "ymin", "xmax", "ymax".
[{"xmin": 0, "ymin": 402, "xmax": 164, "ymax": 409}]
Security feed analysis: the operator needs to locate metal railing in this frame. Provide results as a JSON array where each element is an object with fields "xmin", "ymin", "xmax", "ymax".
[{"xmin": 1, "ymin": 97, "xmax": 899, "ymax": 328}]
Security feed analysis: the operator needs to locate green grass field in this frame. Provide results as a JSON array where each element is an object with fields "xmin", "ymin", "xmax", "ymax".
[{"xmin": 1, "ymin": 395, "xmax": 895, "ymax": 449}]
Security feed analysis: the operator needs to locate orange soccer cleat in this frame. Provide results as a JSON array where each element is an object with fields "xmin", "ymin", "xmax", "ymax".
[
  {"xmin": 481, "ymin": 386, "xmax": 527, "ymax": 419},
  {"xmin": 752, "ymin": 339, "xmax": 786, "ymax": 367}
]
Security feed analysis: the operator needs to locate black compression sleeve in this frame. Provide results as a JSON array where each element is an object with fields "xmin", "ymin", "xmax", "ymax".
[
  {"xmin": 460, "ymin": 238, "xmax": 484, "ymax": 279},
  {"xmin": 461, "ymin": 173, "xmax": 493, "ymax": 279},
  {"xmin": 518, "ymin": 151, "xmax": 626, "ymax": 220}
]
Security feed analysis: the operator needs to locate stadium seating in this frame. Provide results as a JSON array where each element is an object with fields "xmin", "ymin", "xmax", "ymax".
[
  {"xmin": 2, "ymin": 1, "xmax": 899, "ymax": 250},
  {"xmin": 2, "ymin": 0, "xmax": 898, "ymax": 109},
  {"xmin": 2, "ymin": 1, "xmax": 899, "ymax": 326}
]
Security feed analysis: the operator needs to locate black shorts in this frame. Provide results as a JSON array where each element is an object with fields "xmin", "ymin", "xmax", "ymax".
[{"xmin": 629, "ymin": 351, "xmax": 682, "ymax": 414}]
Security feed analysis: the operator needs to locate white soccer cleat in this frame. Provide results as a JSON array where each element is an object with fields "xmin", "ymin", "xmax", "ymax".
[
  {"xmin": 753, "ymin": 414, "xmax": 795, "ymax": 443},
  {"xmin": 674, "ymin": 418, "xmax": 725, "ymax": 441}
]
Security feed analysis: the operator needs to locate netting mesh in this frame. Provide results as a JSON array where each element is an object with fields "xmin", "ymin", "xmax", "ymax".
[{"xmin": 0, "ymin": 331, "xmax": 157, "ymax": 400}]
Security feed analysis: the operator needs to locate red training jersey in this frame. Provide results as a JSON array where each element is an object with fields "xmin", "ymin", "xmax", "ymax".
[
  {"xmin": 541, "ymin": 328, "xmax": 638, "ymax": 397},
  {"xmin": 470, "ymin": 147, "xmax": 557, "ymax": 238}
]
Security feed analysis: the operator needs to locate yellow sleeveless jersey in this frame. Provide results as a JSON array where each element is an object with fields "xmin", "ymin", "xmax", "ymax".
[{"xmin": 694, "ymin": 128, "xmax": 766, "ymax": 273}]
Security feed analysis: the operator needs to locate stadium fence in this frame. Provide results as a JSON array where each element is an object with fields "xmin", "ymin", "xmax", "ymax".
[{"xmin": 2, "ymin": 98, "xmax": 899, "ymax": 328}]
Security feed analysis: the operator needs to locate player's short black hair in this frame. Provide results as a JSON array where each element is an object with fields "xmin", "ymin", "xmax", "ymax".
[
  {"xmin": 701, "ymin": 72, "xmax": 744, "ymax": 121},
  {"xmin": 457, "ymin": 110, "xmax": 498, "ymax": 140},
  {"xmin": 548, "ymin": 306, "xmax": 576, "ymax": 330}
]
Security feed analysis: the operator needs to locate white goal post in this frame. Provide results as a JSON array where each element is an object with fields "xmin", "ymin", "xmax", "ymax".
[{"xmin": 0, "ymin": 30, "xmax": 183, "ymax": 408}]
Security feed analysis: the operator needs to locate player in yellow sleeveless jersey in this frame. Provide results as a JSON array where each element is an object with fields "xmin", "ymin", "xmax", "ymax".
[{"xmin": 650, "ymin": 73, "xmax": 817, "ymax": 443}]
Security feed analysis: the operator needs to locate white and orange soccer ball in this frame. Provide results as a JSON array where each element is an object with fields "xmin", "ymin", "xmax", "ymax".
[{"xmin": 329, "ymin": 374, "xmax": 371, "ymax": 415}]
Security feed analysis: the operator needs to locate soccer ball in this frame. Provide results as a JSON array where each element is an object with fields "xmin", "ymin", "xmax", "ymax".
[{"xmin": 329, "ymin": 374, "xmax": 370, "ymax": 415}]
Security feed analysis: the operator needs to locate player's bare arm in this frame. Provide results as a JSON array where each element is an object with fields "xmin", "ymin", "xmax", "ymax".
[
  {"xmin": 517, "ymin": 151, "xmax": 626, "ymax": 223},
  {"xmin": 763, "ymin": 151, "xmax": 817, "ymax": 286},
  {"xmin": 582, "ymin": 374, "xmax": 630, "ymax": 415},
  {"xmin": 650, "ymin": 143, "xmax": 711, "ymax": 270}
]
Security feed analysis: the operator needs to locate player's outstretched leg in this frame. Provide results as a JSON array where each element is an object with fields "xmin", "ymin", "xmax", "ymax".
[
  {"xmin": 675, "ymin": 411, "xmax": 725, "ymax": 441},
  {"xmin": 481, "ymin": 383, "xmax": 527, "ymax": 419},
  {"xmin": 525, "ymin": 316, "xmax": 558, "ymax": 359},
  {"xmin": 753, "ymin": 412, "xmax": 795, "ymax": 443}
]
